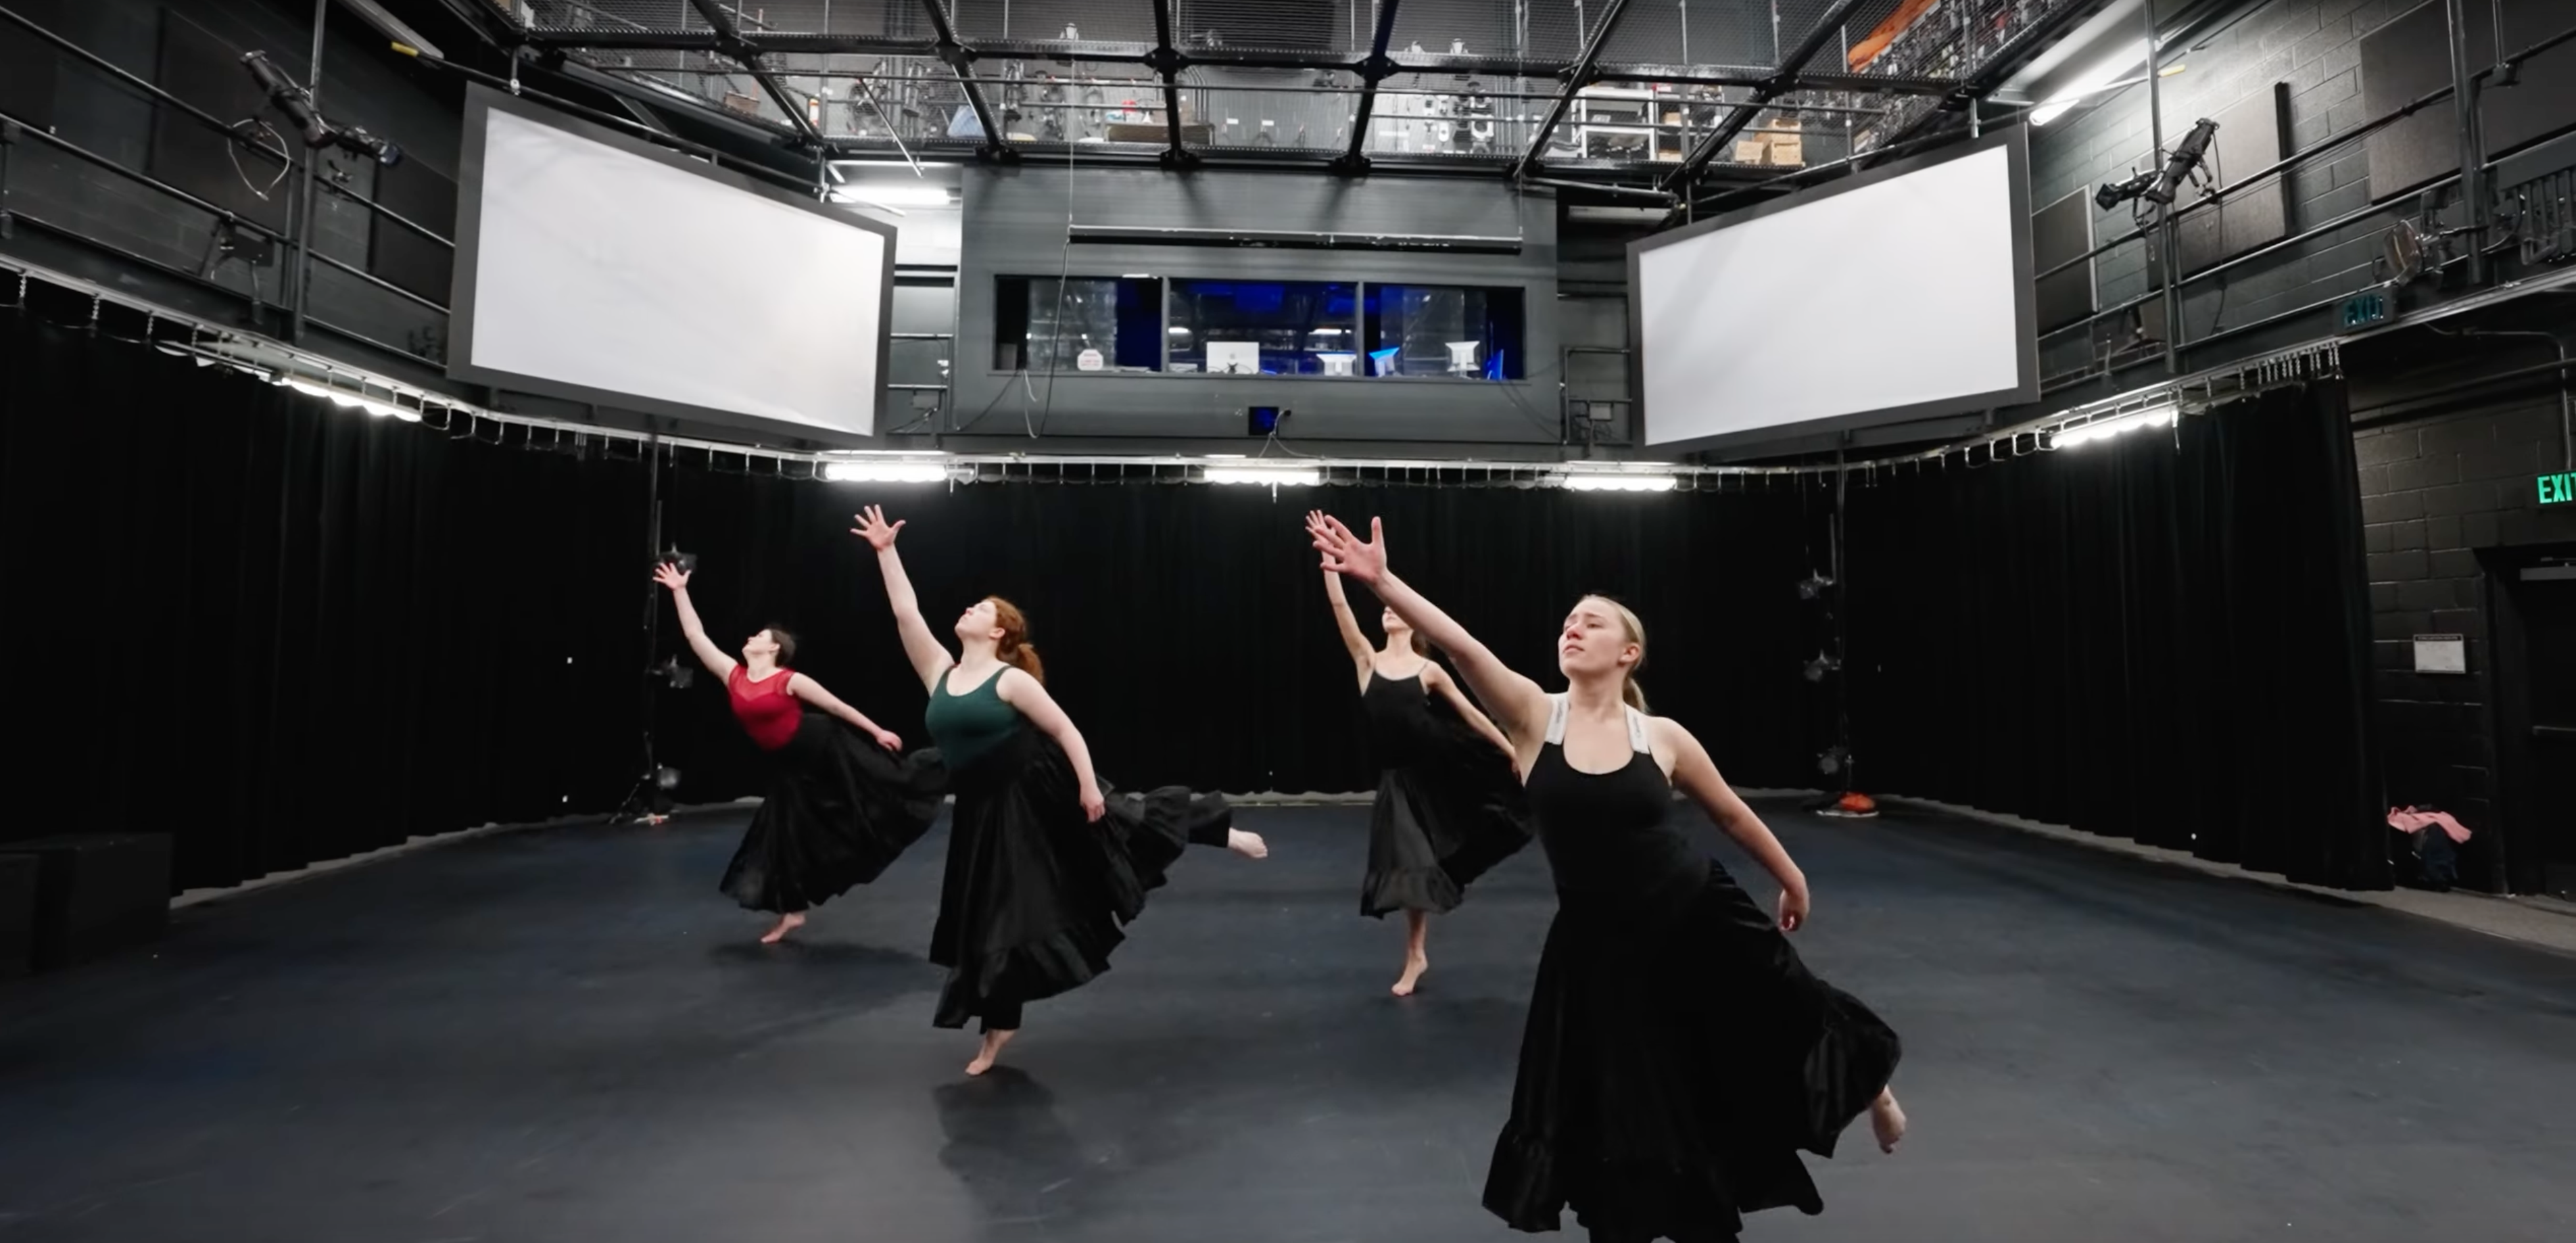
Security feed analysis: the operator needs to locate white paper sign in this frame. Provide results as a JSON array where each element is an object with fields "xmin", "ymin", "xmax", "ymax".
[
  {"xmin": 1207, "ymin": 342, "xmax": 1260, "ymax": 375},
  {"xmin": 1076, "ymin": 348, "xmax": 1105, "ymax": 371},
  {"xmin": 2412, "ymin": 634, "xmax": 2466, "ymax": 674}
]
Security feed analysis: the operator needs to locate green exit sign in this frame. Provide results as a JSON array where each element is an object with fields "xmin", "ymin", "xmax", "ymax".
[
  {"xmin": 2339, "ymin": 290, "xmax": 2392, "ymax": 331},
  {"xmin": 2542, "ymin": 472, "xmax": 2576, "ymax": 506}
]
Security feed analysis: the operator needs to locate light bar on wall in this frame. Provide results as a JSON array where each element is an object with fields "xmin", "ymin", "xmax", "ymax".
[
  {"xmin": 1560, "ymin": 469, "xmax": 1680, "ymax": 492},
  {"xmin": 2053, "ymin": 404, "xmax": 2176, "ymax": 446},
  {"xmin": 277, "ymin": 374, "xmax": 421, "ymax": 421},
  {"xmin": 1206, "ymin": 466, "xmax": 1320, "ymax": 486},
  {"xmin": 821, "ymin": 459, "xmax": 949, "ymax": 483},
  {"xmin": 2030, "ymin": 40, "xmax": 2149, "ymax": 126},
  {"xmin": 829, "ymin": 185, "xmax": 955, "ymax": 208}
]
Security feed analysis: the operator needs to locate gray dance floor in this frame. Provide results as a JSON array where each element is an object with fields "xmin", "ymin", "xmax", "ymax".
[{"xmin": 4, "ymin": 799, "xmax": 2572, "ymax": 1242}]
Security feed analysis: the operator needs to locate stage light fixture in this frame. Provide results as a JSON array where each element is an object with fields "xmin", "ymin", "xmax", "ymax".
[
  {"xmin": 1803, "ymin": 653, "xmax": 1842, "ymax": 682},
  {"xmin": 1563, "ymin": 471, "xmax": 1680, "ymax": 492},
  {"xmin": 2095, "ymin": 117, "xmax": 2218, "ymax": 210},
  {"xmin": 821, "ymin": 460, "xmax": 949, "ymax": 483},
  {"xmin": 240, "ymin": 51, "xmax": 402, "ymax": 166},
  {"xmin": 652, "ymin": 654, "xmax": 696, "ymax": 690},
  {"xmin": 1206, "ymin": 466, "xmax": 1320, "ymax": 486},
  {"xmin": 1797, "ymin": 572, "xmax": 1836, "ymax": 601},
  {"xmin": 2054, "ymin": 404, "xmax": 2177, "ymax": 448}
]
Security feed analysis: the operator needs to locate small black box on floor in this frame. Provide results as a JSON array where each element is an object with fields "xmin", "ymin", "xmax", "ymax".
[
  {"xmin": 0, "ymin": 852, "xmax": 36, "ymax": 978},
  {"xmin": 6, "ymin": 835, "xmax": 172, "ymax": 971}
]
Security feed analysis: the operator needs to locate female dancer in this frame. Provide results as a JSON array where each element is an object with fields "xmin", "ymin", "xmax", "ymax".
[
  {"xmin": 654, "ymin": 561, "xmax": 943, "ymax": 944},
  {"xmin": 853, "ymin": 506, "xmax": 1268, "ymax": 1075},
  {"xmin": 1307, "ymin": 513, "xmax": 1906, "ymax": 1243},
  {"xmin": 1318, "ymin": 557, "xmax": 1531, "ymax": 996}
]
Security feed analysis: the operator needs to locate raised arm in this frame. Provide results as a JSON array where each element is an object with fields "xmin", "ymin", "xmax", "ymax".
[
  {"xmin": 1316, "ymin": 558, "xmax": 1375, "ymax": 684},
  {"xmin": 1660, "ymin": 718, "xmax": 1811, "ymax": 932},
  {"xmin": 992, "ymin": 669, "xmax": 1106, "ymax": 822},
  {"xmin": 1308, "ymin": 513, "xmax": 1551, "ymax": 747},
  {"xmin": 1425, "ymin": 663, "xmax": 1518, "ymax": 768},
  {"xmin": 787, "ymin": 674, "xmax": 903, "ymax": 751},
  {"xmin": 853, "ymin": 505, "xmax": 955, "ymax": 691},
  {"xmin": 653, "ymin": 563, "xmax": 738, "ymax": 682}
]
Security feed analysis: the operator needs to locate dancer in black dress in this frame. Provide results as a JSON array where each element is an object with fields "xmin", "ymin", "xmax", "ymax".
[
  {"xmin": 853, "ymin": 506, "xmax": 1270, "ymax": 1075},
  {"xmin": 653, "ymin": 561, "xmax": 942, "ymax": 944},
  {"xmin": 1318, "ymin": 556, "xmax": 1532, "ymax": 995},
  {"xmin": 1308, "ymin": 513, "xmax": 1907, "ymax": 1243}
]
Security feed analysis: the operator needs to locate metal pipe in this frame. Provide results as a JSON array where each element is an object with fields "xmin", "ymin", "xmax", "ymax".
[
  {"xmin": 2145, "ymin": 0, "xmax": 2180, "ymax": 375},
  {"xmin": 2438, "ymin": 329, "xmax": 2573, "ymax": 469},
  {"xmin": 0, "ymin": 109, "xmax": 288, "ymax": 244},
  {"xmin": 1522, "ymin": 176, "xmax": 1673, "ymax": 203},
  {"xmin": 308, "ymin": 248, "xmax": 448, "ymax": 313},
  {"xmin": 2446, "ymin": 0, "xmax": 2489, "ymax": 285},
  {"xmin": 291, "ymin": 0, "xmax": 327, "ymax": 344},
  {"xmin": 640, "ymin": 66, "xmax": 1894, "ymax": 114},
  {"xmin": 410, "ymin": 52, "xmax": 821, "ymax": 193}
]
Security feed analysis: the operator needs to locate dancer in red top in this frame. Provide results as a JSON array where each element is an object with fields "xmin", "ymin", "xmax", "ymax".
[{"xmin": 655, "ymin": 560, "xmax": 943, "ymax": 944}]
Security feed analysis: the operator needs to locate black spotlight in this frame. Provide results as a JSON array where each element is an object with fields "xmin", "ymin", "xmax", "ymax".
[
  {"xmin": 1803, "ymin": 653, "xmax": 1842, "ymax": 683},
  {"xmin": 654, "ymin": 547, "xmax": 698, "ymax": 575},
  {"xmin": 241, "ymin": 51, "xmax": 403, "ymax": 167}
]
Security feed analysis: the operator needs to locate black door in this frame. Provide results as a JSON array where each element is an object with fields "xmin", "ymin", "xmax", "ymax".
[{"xmin": 2523, "ymin": 569, "xmax": 2576, "ymax": 899}]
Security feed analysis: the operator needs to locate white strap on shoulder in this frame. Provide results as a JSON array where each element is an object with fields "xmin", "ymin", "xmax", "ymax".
[
  {"xmin": 1545, "ymin": 694, "xmax": 1569, "ymax": 745},
  {"xmin": 1625, "ymin": 705, "xmax": 1654, "ymax": 753}
]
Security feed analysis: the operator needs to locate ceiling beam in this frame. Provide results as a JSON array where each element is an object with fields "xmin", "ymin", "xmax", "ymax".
[
  {"xmin": 1863, "ymin": 0, "xmax": 2117, "ymax": 164},
  {"xmin": 679, "ymin": 0, "xmax": 824, "ymax": 146},
  {"xmin": 916, "ymin": 0, "xmax": 1012, "ymax": 160},
  {"xmin": 1661, "ymin": 0, "xmax": 1876, "ymax": 193},
  {"xmin": 1510, "ymin": 0, "xmax": 1633, "ymax": 178},
  {"xmin": 1332, "ymin": 0, "xmax": 1404, "ymax": 174}
]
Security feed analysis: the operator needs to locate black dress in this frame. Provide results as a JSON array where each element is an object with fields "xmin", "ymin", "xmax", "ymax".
[
  {"xmin": 1357, "ymin": 670, "xmax": 1533, "ymax": 917},
  {"xmin": 924, "ymin": 667, "xmax": 1233, "ymax": 1032},
  {"xmin": 1483, "ymin": 698, "xmax": 1901, "ymax": 1243},
  {"xmin": 717, "ymin": 713, "xmax": 947, "ymax": 915}
]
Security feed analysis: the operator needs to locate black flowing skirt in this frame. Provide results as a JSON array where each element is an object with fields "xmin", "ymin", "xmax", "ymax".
[
  {"xmin": 719, "ymin": 711, "xmax": 947, "ymax": 914},
  {"xmin": 1483, "ymin": 860, "xmax": 1901, "ymax": 1243},
  {"xmin": 928, "ymin": 727, "xmax": 1231, "ymax": 1029},
  {"xmin": 1359, "ymin": 754, "xmax": 1533, "ymax": 917}
]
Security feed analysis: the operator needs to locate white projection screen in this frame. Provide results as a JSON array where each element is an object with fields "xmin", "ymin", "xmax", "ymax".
[
  {"xmin": 1629, "ymin": 128, "xmax": 2037, "ymax": 452},
  {"xmin": 450, "ymin": 87, "xmax": 892, "ymax": 443}
]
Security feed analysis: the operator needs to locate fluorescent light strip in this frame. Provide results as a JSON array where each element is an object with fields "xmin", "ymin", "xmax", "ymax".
[
  {"xmin": 2054, "ymin": 405, "xmax": 2176, "ymax": 447},
  {"xmin": 821, "ymin": 461, "xmax": 949, "ymax": 483},
  {"xmin": 2030, "ymin": 39, "xmax": 2149, "ymax": 126},
  {"xmin": 1562, "ymin": 472, "xmax": 1679, "ymax": 492},
  {"xmin": 1206, "ymin": 467, "xmax": 1320, "ymax": 486},
  {"xmin": 829, "ymin": 185, "xmax": 954, "ymax": 208}
]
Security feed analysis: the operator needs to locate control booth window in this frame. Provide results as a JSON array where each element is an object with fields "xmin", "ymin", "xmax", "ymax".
[
  {"xmin": 993, "ymin": 276, "xmax": 1164, "ymax": 373},
  {"xmin": 1361, "ymin": 285, "xmax": 1527, "ymax": 379},
  {"xmin": 1166, "ymin": 280, "xmax": 1360, "ymax": 376}
]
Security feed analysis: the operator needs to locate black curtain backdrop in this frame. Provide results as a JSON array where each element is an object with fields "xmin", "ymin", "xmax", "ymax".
[
  {"xmin": 1, "ymin": 310, "xmax": 1830, "ymax": 891},
  {"xmin": 1, "ymin": 313, "xmax": 652, "ymax": 891},
  {"xmin": 1843, "ymin": 383, "xmax": 2390, "ymax": 890},
  {"xmin": 1, "ymin": 310, "xmax": 2387, "ymax": 894}
]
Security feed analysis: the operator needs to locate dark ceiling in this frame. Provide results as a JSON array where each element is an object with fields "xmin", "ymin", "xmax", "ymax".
[{"xmin": 389, "ymin": 0, "xmax": 2114, "ymax": 210}]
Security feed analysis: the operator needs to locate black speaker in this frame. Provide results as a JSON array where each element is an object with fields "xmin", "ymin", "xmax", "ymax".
[
  {"xmin": 0, "ymin": 853, "xmax": 36, "ymax": 979},
  {"xmin": 7, "ymin": 834, "xmax": 173, "ymax": 971}
]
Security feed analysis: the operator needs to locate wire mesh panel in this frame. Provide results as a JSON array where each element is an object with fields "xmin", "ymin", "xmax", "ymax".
[{"xmin": 950, "ymin": 0, "xmax": 1156, "ymax": 44}]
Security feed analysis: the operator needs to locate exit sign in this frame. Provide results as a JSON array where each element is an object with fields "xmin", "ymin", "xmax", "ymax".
[
  {"xmin": 2543, "ymin": 472, "xmax": 2576, "ymax": 506},
  {"xmin": 2339, "ymin": 290, "xmax": 2392, "ymax": 331}
]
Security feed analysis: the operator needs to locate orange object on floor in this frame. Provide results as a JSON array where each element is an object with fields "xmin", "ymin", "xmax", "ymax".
[{"xmin": 1837, "ymin": 793, "xmax": 1878, "ymax": 814}]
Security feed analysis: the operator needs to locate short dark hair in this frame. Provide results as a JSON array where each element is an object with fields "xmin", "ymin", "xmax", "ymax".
[{"xmin": 765, "ymin": 626, "xmax": 798, "ymax": 665}]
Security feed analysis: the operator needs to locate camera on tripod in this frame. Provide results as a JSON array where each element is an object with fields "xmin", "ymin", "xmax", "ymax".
[{"xmin": 240, "ymin": 51, "xmax": 402, "ymax": 167}]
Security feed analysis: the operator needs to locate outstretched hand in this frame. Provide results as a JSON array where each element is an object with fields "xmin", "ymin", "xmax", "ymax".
[
  {"xmin": 651, "ymin": 562, "xmax": 690, "ymax": 592},
  {"xmin": 1306, "ymin": 512, "xmax": 1387, "ymax": 584},
  {"xmin": 853, "ymin": 505, "xmax": 905, "ymax": 550}
]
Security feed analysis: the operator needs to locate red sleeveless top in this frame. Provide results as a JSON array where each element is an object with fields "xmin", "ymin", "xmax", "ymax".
[{"xmin": 727, "ymin": 667, "xmax": 802, "ymax": 751}]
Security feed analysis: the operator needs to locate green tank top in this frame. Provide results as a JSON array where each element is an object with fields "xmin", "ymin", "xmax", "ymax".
[{"xmin": 925, "ymin": 665, "xmax": 1023, "ymax": 768}]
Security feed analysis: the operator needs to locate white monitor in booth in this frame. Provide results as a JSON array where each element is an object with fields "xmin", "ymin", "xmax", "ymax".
[
  {"xmin": 448, "ymin": 85, "xmax": 894, "ymax": 444},
  {"xmin": 1629, "ymin": 128, "xmax": 2038, "ymax": 452}
]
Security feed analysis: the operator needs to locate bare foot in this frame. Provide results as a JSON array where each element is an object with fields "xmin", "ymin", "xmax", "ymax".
[
  {"xmin": 1391, "ymin": 952, "xmax": 1429, "ymax": 997},
  {"xmin": 759, "ymin": 912, "xmax": 807, "ymax": 944},
  {"xmin": 1871, "ymin": 1090, "xmax": 1907, "ymax": 1154},
  {"xmin": 965, "ymin": 1029, "xmax": 1016, "ymax": 1076},
  {"xmin": 1227, "ymin": 828, "xmax": 1269, "ymax": 860}
]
